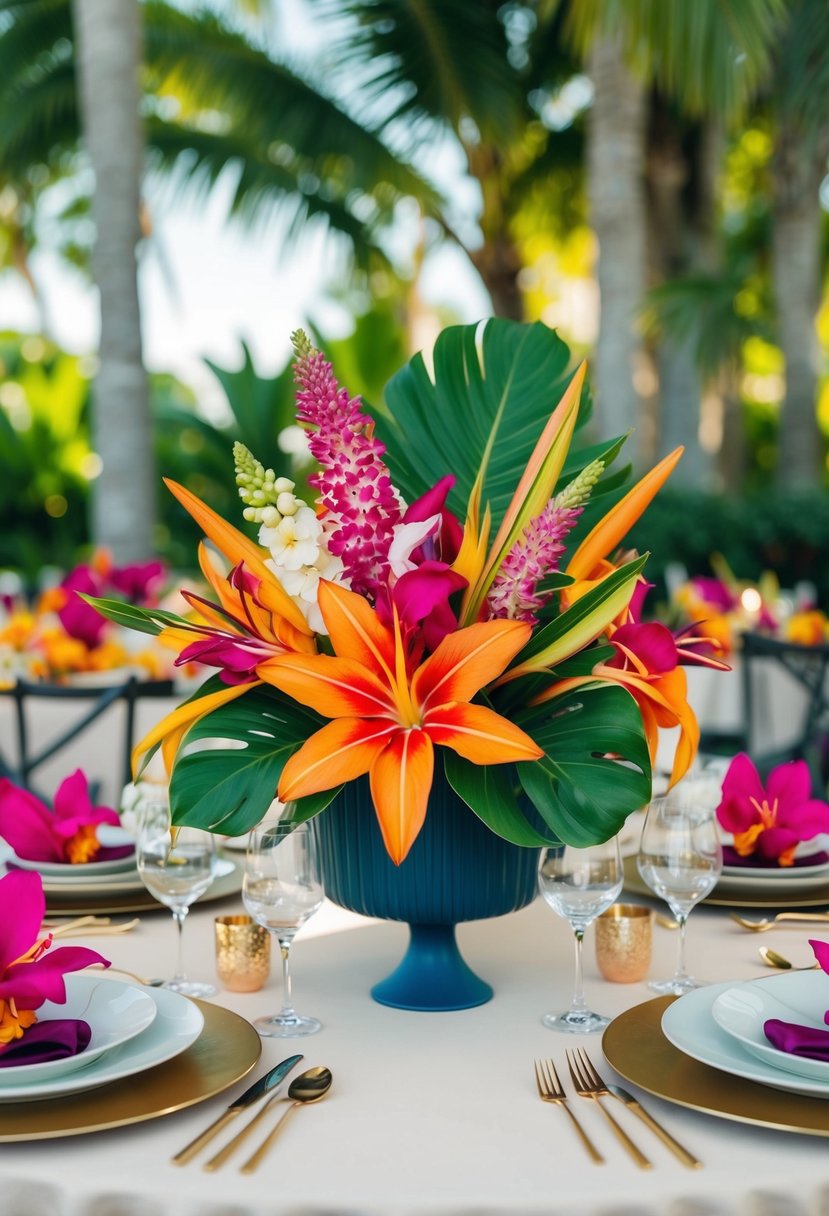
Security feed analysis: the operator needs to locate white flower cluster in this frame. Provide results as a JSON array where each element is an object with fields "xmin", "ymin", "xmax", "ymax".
[{"xmin": 257, "ymin": 482, "xmax": 345, "ymax": 634}]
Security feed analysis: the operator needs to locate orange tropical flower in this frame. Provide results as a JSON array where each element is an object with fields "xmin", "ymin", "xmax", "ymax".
[{"xmin": 262, "ymin": 580, "xmax": 543, "ymax": 864}]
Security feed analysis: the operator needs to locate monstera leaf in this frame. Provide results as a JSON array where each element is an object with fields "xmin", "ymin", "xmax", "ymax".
[
  {"xmin": 169, "ymin": 684, "xmax": 338, "ymax": 837},
  {"xmin": 445, "ymin": 683, "xmax": 651, "ymax": 848},
  {"xmin": 376, "ymin": 319, "xmax": 592, "ymax": 533}
]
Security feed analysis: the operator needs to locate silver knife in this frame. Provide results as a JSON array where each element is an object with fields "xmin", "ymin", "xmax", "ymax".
[{"xmin": 171, "ymin": 1054, "xmax": 303, "ymax": 1165}]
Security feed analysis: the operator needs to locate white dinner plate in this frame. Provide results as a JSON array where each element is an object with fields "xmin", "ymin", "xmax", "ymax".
[
  {"xmin": 36, "ymin": 855, "xmax": 235, "ymax": 894},
  {"xmin": 715, "ymin": 867, "xmax": 829, "ymax": 895},
  {"xmin": 0, "ymin": 975, "xmax": 157, "ymax": 1086},
  {"xmin": 661, "ymin": 981, "xmax": 829, "ymax": 1098},
  {"xmin": 0, "ymin": 983, "xmax": 203, "ymax": 1102},
  {"xmin": 9, "ymin": 852, "xmax": 136, "ymax": 878},
  {"xmin": 711, "ymin": 972, "xmax": 829, "ymax": 1082}
]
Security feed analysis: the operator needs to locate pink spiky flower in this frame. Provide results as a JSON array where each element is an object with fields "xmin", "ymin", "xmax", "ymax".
[
  {"xmin": 487, "ymin": 502, "xmax": 583, "ymax": 624},
  {"xmin": 291, "ymin": 331, "xmax": 402, "ymax": 598}
]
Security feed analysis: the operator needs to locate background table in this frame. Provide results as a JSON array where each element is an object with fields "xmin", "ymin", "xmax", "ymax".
[{"xmin": 3, "ymin": 881, "xmax": 829, "ymax": 1216}]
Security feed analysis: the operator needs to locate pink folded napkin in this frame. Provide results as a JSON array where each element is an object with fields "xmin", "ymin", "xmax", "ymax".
[
  {"xmin": 723, "ymin": 847, "xmax": 829, "ymax": 869},
  {"xmin": 764, "ymin": 1018, "xmax": 829, "ymax": 1060},
  {"xmin": 0, "ymin": 1019, "xmax": 91, "ymax": 1067}
]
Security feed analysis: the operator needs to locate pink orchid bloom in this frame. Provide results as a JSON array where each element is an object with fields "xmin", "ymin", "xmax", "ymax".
[
  {"xmin": 108, "ymin": 559, "xmax": 166, "ymax": 605},
  {"xmin": 809, "ymin": 941, "xmax": 829, "ymax": 992},
  {"xmin": 401, "ymin": 475, "xmax": 463, "ymax": 563},
  {"xmin": 691, "ymin": 576, "xmax": 739, "ymax": 614},
  {"xmin": 0, "ymin": 771, "xmax": 123, "ymax": 865},
  {"xmin": 56, "ymin": 566, "xmax": 109, "ymax": 648},
  {"xmin": 0, "ymin": 871, "xmax": 109, "ymax": 1045},
  {"xmin": 716, "ymin": 753, "xmax": 829, "ymax": 866}
]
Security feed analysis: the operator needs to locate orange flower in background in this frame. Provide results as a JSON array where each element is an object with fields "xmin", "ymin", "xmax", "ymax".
[
  {"xmin": 265, "ymin": 580, "xmax": 542, "ymax": 864},
  {"xmin": 784, "ymin": 611, "xmax": 828, "ymax": 648}
]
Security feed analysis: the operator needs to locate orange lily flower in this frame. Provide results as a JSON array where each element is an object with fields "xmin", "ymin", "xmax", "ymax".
[{"xmin": 262, "ymin": 580, "xmax": 543, "ymax": 864}]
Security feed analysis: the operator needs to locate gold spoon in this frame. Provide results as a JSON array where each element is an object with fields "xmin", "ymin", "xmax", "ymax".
[
  {"xmin": 239, "ymin": 1066, "xmax": 332, "ymax": 1175},
  {"xmin": 731, "ymin": 912, "xmax": 829, "ymax": 932},
  {"xmin": 758, "ymin": 946, "xmax": 819, "ymax": 971}
]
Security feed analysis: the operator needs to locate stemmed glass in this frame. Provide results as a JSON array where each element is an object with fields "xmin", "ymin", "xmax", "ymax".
[
  {"xmin": 538, "ymin": 837, "xmax": 623, "ymax": 1033},
  {"xmin": 135, "ymin": 801, "xmax": 217, "ymax": 997},
  {"xmin": 243, "ymin": 819, "xmax": 324, "ymax": 1037},
  {"xmin": 636, "ymin": 792, "xmax": 723, "ymax": 994}
]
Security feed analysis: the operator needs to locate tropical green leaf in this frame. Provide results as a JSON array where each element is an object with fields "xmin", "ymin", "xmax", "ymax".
[
  {"xmin": 507, "ymin": 553, "xmax": 647, "ymax": 674},
  {"xmin": 443, "ymin": 753, "xmax": 562, "ymax": 847},
  {"xmin": 169, "ymin": 684, "xmax": 337, "ymax": 837},
  {"xmin": 518, "ymin": 684, "xmax": 651, "ymax": 845},
  {"xmin": 79, "ymin": 594, "xmax": 187, "ymax": 637},
  {"xmin": 377, "ymin": 319, "xmax": 580, "ymax": 537}
]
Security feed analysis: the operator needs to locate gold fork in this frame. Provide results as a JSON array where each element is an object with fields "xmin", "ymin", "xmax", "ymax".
[
  {"xmin": 533, "ymin": 1059, "xmax": 604, "ymax": 1164},
  {"xmin": 730, "ymin": 912, "xmax": 829, "ymax": 932},
  {"xmin": 573, "ymin": 1049, "xmax": 701, "ymax": 1169},
  {"xmin": 565, "ymin": 1049, "xmax": 651, "ymax": 1169}
]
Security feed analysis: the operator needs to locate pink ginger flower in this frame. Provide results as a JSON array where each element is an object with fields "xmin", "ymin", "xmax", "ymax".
[
  {"xmin": 487, "ymin": 502, "xmax": 582, "ymax": 624},
  {"xmin": 291, "ymin": 331, "xmax": 402, "ymax": 598}
]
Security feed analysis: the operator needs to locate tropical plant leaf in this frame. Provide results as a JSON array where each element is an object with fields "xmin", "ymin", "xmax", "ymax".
[
  {"xmin": 169, "ymin": 684, "xmax": 337, "ymax": 837},
  {"xmin": 518, "ymin": 684, "xmax": 651, "ymax": 845},
  {"xmin": 79, "ymin": 594, "xmax": 187, "ymax": 637},
  {"xmin": 377, "ymin": 319, "xmax": 581, "ymax": 537},
  {"xmin": 443, "ymin": 752, "xmax": 562, "ymax": 847}
]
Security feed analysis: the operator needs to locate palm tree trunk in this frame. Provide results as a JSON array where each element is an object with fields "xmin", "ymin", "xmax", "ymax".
[
  {"xmin": 587, "ymin": 35, "xmax": 648, "ymax": 464},
  {"xmin": 72, "ymin": 0, "xmax": 155, "ymax": 561},
  {"xmin": 771, "ymin": 122, "xmax": 826, "ymax": 488}
]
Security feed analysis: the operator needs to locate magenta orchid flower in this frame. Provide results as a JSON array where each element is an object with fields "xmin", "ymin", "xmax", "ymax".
[
  {"xmin": 716, "ymin": 753, "xmax": 829, "ymax": 866},
  {"xmin": 0, "ymin": 870, "xmax": 109, "ymax": 1045},
  {"xmin": 56, "ymin": 566, "xmax": 109, "ymax": 649},
  {"xmin": 108, "ymin": 559, "xmax": 166, "ymax": 605},
  {"xmin": 0, "ymin": 771, "xmax": 124, "ymax": 865}
]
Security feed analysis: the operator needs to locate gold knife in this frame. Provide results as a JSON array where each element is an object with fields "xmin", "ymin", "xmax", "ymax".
[
  {"xmin": 171, "ymin": 1054, "xmax": 303, "ymax": 1165},
  {"xmin": 606, "ymin": 1083, "xmax": 701, "ymax": 1169}
]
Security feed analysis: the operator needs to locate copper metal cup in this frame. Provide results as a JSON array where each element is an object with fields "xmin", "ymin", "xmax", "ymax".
[
  {"xmin": 214, "ymin": 915, "xmax": 271, "ymax": 993},
  {"xmin": 595, "ymin": 903, "xmax": 653, "ymax": 983}
]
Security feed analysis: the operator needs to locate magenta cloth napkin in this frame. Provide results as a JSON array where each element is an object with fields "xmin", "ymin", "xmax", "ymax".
[
  {"xmin": 723, "ymin": 847, "xmax": 829, "ymax": 869},
  {"xmin": 764, "ymin": 1018, "xmax": 829, "ymax": 1060},
  {"xmin": 0, "ymin": 1019, "xmax": 91, "ymax": 1067}
]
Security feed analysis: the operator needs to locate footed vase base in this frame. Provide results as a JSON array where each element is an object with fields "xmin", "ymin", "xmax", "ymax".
[{"xmin": 370, "ymin": 923, "xmax": 493, "ymax": 1012}]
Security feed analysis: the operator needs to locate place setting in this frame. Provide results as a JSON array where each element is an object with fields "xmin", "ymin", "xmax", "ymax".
[{"xmin": 0, "ymin": 769, "xmax": 242, "ymax": 916}]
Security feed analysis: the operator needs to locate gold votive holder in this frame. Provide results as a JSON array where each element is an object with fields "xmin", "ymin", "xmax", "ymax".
[
  {"xmin": 214, "ymin": 915, "xmax": 271, "ymax": 993},
  {"xmin": 595, "ymin": 903, "xmax": 652, "ymax": 983}
]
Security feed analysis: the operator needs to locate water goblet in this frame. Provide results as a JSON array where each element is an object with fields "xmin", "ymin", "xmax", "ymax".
[
  {"xmin": 636, "ymin": 792, "xmax": 723, "ymax": 994},
  {"xmin": 538, "ymin": 836, "xmax": 623, "ymax": 1033},
  {"xmin": 243, "ymin": 819, "xmax": 324, "ymax": 1037},
  {"xmin": 135, "ymin": 801, "xmax": 217, "ymax": 997}
]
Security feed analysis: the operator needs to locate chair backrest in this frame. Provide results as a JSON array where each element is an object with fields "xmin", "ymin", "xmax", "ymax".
[
  {"xmin": 740, "ymin": 632, "xmax": 829, "ymax": 789},
  {"xmin": 0, "ymin": 676, "xmax": 176, "ymax": 804}
]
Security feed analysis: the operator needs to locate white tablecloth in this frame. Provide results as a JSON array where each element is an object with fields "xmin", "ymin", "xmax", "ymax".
[{"xmin": 4, "ymin": 884, "xmax": 829, "ymax": 1216}]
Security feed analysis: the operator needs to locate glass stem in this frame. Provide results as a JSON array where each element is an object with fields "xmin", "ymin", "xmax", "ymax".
[
  {"xmin": 278, "ymin": 936, "xmax": 296, "ymax": 1017},
  {"xmin": 675, "ymin": 914, "xmax": 689, "ymax": 980},
  {"xmin": 571, "ymin": 927, "xmax": 588, "ymax": 1012},
  {"xmin": 172, "ymin": 906, "xmax": 188, "ymax": 982}
]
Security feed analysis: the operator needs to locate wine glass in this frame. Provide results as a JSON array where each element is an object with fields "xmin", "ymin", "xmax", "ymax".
[
  {"xmin": 135, "ymin": 801, "xmax": 217, "ymax": 997},
  {"xmin": 538, "ymin": 837, "xmax": 623, "ymax": 1033},
  {"xmin": 243, "ymin": 819, "xmax": 324, "ymax": 1037},
  {"xmin": 636, "ymin": 791, "xmax": 723, "ymax": 994}
]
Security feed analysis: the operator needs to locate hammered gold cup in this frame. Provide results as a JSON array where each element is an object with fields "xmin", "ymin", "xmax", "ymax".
[
  {"xmin": 595, "ymin": 903, "xmax": 652, "ymax": 983},
  {"xmin": 214, "ymin": 915, "xmax": 271, "ymax": 993}
]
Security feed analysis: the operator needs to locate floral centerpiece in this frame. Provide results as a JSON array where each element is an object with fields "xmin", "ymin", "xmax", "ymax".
[
  {"xmin": 90, "ymin": 320, "xmax": 718, "ymax": 867},
  {"xmin": 90, "ymin": 320, "xmax": 725, "ymax": 1010}
]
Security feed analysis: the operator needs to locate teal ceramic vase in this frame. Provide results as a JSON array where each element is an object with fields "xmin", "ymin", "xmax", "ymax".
[{"xmin": 315, "ymin": 768, "xmax": 539, "ymax": 1011}]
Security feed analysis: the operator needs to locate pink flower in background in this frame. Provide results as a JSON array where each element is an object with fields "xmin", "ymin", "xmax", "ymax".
[
  {"xmin": 716, "ymin": 753, "xmax": 829, "ymax": 866},
  {"xmin": 108, "ymin": 560, "xmax": 166, "ymax": 605},
  {"xmin": 0, "ymin": 770, "xmax": 124, "ymax": 865},
  {"xmin": 0, "ymin": 870, "xmax": 109, "ymax": 1045},
  {"xmin": 55, "ymin": 566, "xmax": 109, "ymax": 649}
]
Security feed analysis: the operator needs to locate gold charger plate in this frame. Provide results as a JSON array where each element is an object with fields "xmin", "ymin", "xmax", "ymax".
[
  {"xmin": 45, "ymin": 858, "xmax": 242, "ymax": 916},
  {"xmin": 0, "ymin": 999, "xmax": 260, "ymax": 1141},
  {"xmin": 623, "ymin": 855, "xmax": 829, "ymax": 910},
  {"xmin": 603, "ymin": 995, "xmax": 829, "ymax": 1136}
]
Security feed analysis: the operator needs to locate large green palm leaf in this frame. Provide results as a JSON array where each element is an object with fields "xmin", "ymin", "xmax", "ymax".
[{"xmin": 376, "ymin": 318, "xmax": 590, "ymax": 532}]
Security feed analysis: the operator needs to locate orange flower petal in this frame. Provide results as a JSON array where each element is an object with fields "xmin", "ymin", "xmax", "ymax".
[
  {"xmin": 412, "ymin": 619, "xmax": 531, "ymax": 711},
  {"xmin": 316, "ymin": 580, "xmax": 396, "ymax": 681},
  {"xmin": 278, "ymin": 718, "xmax": 395, "ymax": 800},
  {"xmin": 424, "ymin": 702, "xmax": 543, "ymax": 765},
  {"xmin": 164, "ymin": 478, "xmax": 312, "ymax": 636},
  {"xmin": 258, "ymin": 654, "xmax": 394, "ymax": 718},
  {"xmin": 369, "ymin": 729, "xmax": 434, "ymax": 865}
]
